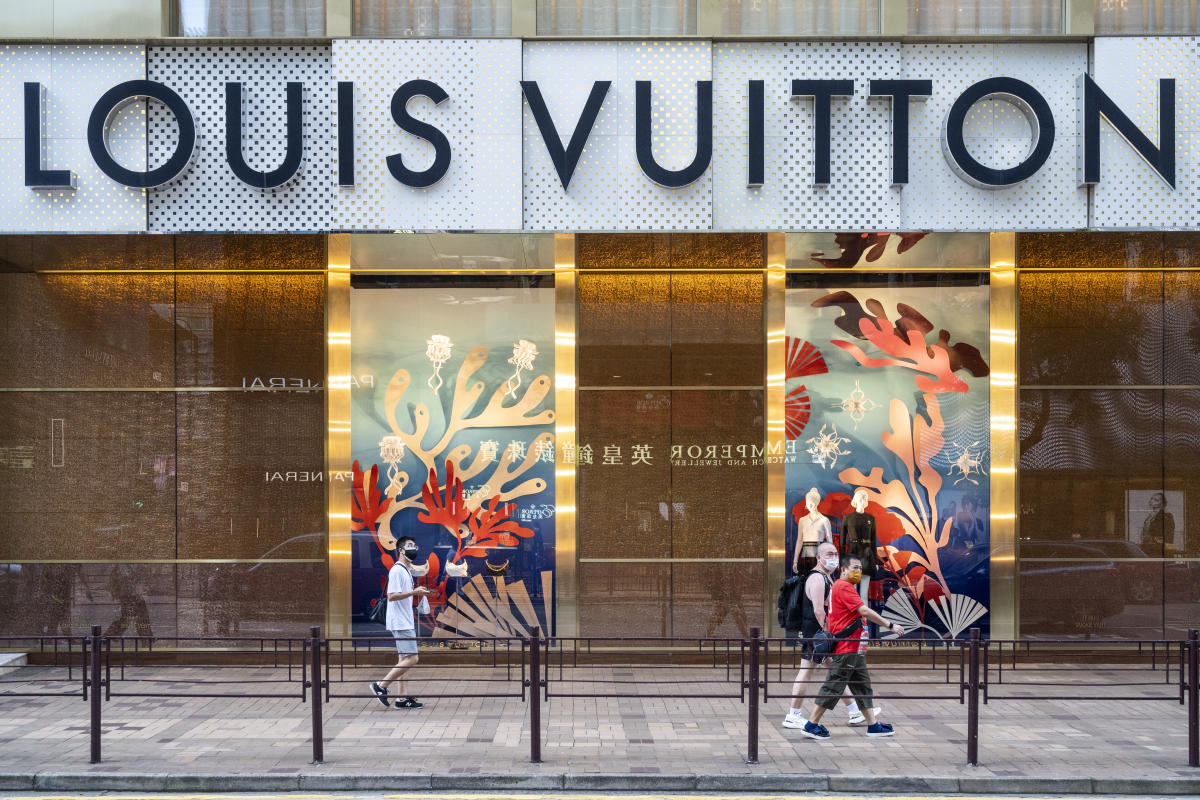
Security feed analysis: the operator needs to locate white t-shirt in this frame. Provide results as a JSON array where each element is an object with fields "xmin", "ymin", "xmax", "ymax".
[{"xmin": 385, "ymin": 561, "xmax": 415, "ymax": 631}]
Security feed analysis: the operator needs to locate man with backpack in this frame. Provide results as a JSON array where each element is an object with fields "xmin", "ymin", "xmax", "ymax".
[
  {"xmin": 799, "ymin": 553, "xmax": 905, "ymax": 740},
  {"xmin": 780, "ymin": 542, "xmax": 867, "ymax": 728}
]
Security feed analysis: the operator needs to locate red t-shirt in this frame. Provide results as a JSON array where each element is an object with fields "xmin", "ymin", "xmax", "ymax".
[{"xmin": 827, "ymin": 578, "xmax": 864, "ymax": 655}]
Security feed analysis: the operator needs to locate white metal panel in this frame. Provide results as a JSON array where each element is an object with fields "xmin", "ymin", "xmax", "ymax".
[
  {"xmin": 334, "ymin": 38, "xmax": 523, "ymax": 232},
  {"xmin": 147, "ymin": 45, "xmax": 334, "ymax": 233},
  {"xmin": 0, "ymin": 44, "xmax": 145, "ymax": 233}
]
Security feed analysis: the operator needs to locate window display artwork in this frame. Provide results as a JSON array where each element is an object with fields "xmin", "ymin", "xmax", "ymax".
[
  {"xmin": 350, "ymin": 282, "xmax": 556, "ymax": 638},
  {"xmin": 786, "ymin": 276, "xmax": 992, "ymax": 638}
]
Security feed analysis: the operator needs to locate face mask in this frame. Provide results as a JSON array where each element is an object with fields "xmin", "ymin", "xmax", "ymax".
[
  {"xmin": 845, "ymin": 568, "xmax": 863, "ymax": 585},
  {"xmin": 402, "ymin": 548, "xmax": 418, "ymax": 561},
  {"xmin": 821, "ymin": 557, "xmax": 840, "ymax": 571}
]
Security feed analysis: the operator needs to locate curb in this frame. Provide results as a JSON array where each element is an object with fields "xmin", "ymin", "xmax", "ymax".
[{"xmin": 15, "ymin": 771, "xmax": 1200, "ymax": 793}]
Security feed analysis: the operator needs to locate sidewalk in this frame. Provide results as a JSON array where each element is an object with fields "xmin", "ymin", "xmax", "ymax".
[{"xmin": 0, "ymin": 661, "xmax": 1197, "ymax": 794}]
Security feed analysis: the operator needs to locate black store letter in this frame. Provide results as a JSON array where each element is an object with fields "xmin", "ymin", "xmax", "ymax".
[
  {"xmin": 869, "ymin": 79, "xmax": 933, "ymax": 186},
  {"xmin": 226, "ymin": 82, "xmax": 304, "ymax": 189},
  {"xmin": 23, "ymin": 82, "xmax": 74, "ymax": 189},
  {"xmin": 791, "ymin": 79, "xmax": 854, "ymax": 185},
  {"xmin": 521, "ymin": 80, "xmax": 610, "ymax": 191},
  {"xmin": 635, "ymin": 80, "xmax": 713, "ymax": 188},
  {"xmin": 88, "ymin": 80, "xmax": 196, "ymax": 188},
  {"xmin": 942, "ymin": 76, "xmax": 1055, "ymax": 188},
  {"xmin": 1080, "ymin": 74, "xmax": 1175, "ymax": 189},
  {"xmin": 387, "ymin": 80, "xmax": 451, "ymax": 189}
]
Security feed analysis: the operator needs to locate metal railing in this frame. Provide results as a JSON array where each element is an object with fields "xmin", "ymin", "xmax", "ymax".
[{"xmin": 0, "ymin": 626, "xmax": 1195, "ymax": 769}]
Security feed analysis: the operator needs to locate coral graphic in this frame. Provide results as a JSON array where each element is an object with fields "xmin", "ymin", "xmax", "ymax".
[
  {"xmin": 784, "ymin": 337, "xmax": 827, "ymax": 440},
  {"xmin": 881, "ymin": 589, "xmax": 988, "ymax": 640},
  {"xmin": 358, "ymin": 340, "xmax": 554, "ymax": 636},
  {"xmin": 832, "ymin": 379, "xmax": 880, "ymax": 430},
  {"xmin": 434, "ymin": 571, "xmax": 554, "ymax": 639},
  {"xmin": 812, "ymin": 292, "xmax": 989, "ymax": 393},
  {"xmin": 949, "ymin": 441, "xmax": 987, "ymax": 485},
  {"xmin": 785, "ymin": 385, "xmax": 812, "ymax": 441},
  {"xmin": 838, "ymin": 395, "xmax": 953, "ymax": 594},
  {"xmin": 809, "ymin": 232, "xmax": 928, "ymax": 269},
  {"xmin": 805, "ymin": 423, "xmax": 851, "ymax": 469},
  {"xmin": 785, "ymin": 337, "xmax": 829, "ymax": 380}
]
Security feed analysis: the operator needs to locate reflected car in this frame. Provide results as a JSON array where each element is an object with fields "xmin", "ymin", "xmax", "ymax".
[{"xmin": 1019, "ymin": 541, "xmax": 1126, "ymax": 631}]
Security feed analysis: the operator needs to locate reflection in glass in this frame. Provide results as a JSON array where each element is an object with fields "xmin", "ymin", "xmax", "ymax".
[
  {"xmin": 721, "ymin": 0, "xmax": 877, "ymax": 34},
  {"xmin": 537, "ymin": 0, "xmax": 696, "ymax": 34},
  {"xmin": 910, "ymin": 0, "xmax": 1060, "ymax": 33}
]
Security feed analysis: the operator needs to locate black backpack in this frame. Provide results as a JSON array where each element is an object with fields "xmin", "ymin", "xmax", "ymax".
[
  {"xmin": 777, "ymin": 570, "xmax": 831, "ymax": 633},
  {"xmin": 777, "ymin": 575, "xmax": 805, "ymax": 631}
]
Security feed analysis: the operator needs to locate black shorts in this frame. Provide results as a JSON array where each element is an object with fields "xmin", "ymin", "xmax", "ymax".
[{"xmin": 799, "ymin": 632, "xmax": 825, "ymax": 664}]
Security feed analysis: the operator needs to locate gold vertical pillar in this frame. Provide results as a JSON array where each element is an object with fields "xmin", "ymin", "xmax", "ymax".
[
  {"xmin": 511, "ymin": 0, "xmax": 536, "ymax": 36},
  {"xmin": 764, "ymin": 233, "xmax": 787, "ymax": 635},
  {"xmin": 326, "ymin": 234, "xmax": 353, "ymax": 638},
  {"xmin": 989, "ymin": 232, "xmax": 1018, "ymax": 640},
  {"xmin": 1064, "ymin": 0, "xmax": 1096, "ymax": 35},
  {"xmin": 326, "ymin": 0, "xmax": 352, "ymax": 35},
  {"xmin": 879, "ymin": 0, "xmax": 908, "ymax": 34},
  {"xmin": 553, "ymin": 233, "xmax": 578, "ymax": 638}
]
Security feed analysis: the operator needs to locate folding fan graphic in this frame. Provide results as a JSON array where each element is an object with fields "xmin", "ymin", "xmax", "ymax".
[{"xmin": 784, "ymin": 337, "xmax": 828, "ymax": 440}]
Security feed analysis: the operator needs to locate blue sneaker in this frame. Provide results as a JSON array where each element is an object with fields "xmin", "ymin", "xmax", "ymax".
[
  {"xmin": 801, "ymin": 721, "xmax": 831, "ymax": 740},
  {"xmin": 866, "ymin": 722, "xmax": 895, "ymax": 738}
]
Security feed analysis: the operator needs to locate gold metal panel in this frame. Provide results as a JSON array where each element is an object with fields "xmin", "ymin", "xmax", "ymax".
[
  {"xmin": 764, "ymin": 233, "xmax": 786, "ymax": 635},
  {"xmin": 53, "ymin": 0, "xmax": 162, "ymax": 37},
  {"xmin": 989, "ymin": 232, "xmax": 1018, "ymax": 640},
  {"xmin": 326, "ymin": 0, "xmax": 352, "ymax": 35},
  {"xmin": 553, "ymin": 233, "xmax": 578, "ymax": 638},
  {"xmin": 325, "ymin": 234, "xmax": 353, "ymax": 638}
]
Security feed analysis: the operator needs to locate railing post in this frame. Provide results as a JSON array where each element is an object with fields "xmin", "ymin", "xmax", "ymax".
[
  {"xmin": 966, "ymin": 627, "xmax": 981, "ymax": 766},
  {"xmin": 529, "ymin": 626, "xmax": 542, "ymax": 763},
  {"xmin": 1188, "ymin": 628, "xmax": 1198, "ymax": 768},
  {"xmin": 746, "ymin": 626, "xmax": 760, "ymax": 765},
  {"xmin": 309, "ymin": 626, "xmax": 324, "ymax": 764},
  {"xmin": 89, "ymin": 625, "xmax": 102, "ymax": 764}
]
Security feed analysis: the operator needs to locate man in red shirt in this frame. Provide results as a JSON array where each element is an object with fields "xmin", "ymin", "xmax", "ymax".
[{"xmin": 800, "ymin": 554, "xmax": 905, "ymax": 740}]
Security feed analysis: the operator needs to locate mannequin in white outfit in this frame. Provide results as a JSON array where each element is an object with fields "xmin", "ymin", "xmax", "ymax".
[{"xmin": 793, "ymin": 488, "xmax": 832, "ymax": 575}]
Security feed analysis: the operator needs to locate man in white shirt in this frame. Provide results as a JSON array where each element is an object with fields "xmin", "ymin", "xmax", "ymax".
[{"xmin": 369, "ymin": 537, "xmax": 432, "ymax": 709}]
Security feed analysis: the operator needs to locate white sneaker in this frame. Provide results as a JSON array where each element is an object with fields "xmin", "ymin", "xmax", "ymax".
[
  {"xmin": 782, "ymin": 711, "xmax": 806, "ymax": 729},
  {"xmin": 848, "ymin": 704, "xmax": 882, "ymax": 726}
]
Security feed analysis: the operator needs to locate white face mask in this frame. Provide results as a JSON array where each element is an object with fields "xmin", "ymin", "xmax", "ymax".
[{"xmin": 820, "ymin": 556, "xmax": 840, "ymax": 571}]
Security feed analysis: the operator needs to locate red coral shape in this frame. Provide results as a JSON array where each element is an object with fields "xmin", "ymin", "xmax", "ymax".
[
  {"xmin": 832, "ymin": 299, "xmax": 970, "ymax": 393},
  {"xmin": 785, "ymin": 337, "xmax": 829, "ymax": 380},
  {"xmin": 784, "ymin": 385, "xmax": 812, "ymax": 440},
  {"xmin": 418, "ymin": 461, "xmax": 470, "ymax": 534},
  {"xmin": 351, "ymin": 461, "xmax": 394, "ymax": 568},
  {"xmin": 460, "ymin": 496, "xmax": 535, "ymax": 559},
  {"xmin": 415, "ymin": 552, "xmax": 448, "ymax": 616}
]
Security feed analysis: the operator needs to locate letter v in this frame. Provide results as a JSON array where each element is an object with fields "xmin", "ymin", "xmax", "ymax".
[{"xmin": 521, "ymin": 80, "xmax": 611, "ymax": 190}]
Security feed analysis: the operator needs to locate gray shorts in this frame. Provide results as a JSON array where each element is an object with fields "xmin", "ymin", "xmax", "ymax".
[{"xmin": 390, "ymin": 628, "xmax": 417, "ymax": 656}]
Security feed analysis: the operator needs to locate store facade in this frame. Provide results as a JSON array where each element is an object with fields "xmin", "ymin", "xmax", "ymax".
[{"xmin": 1, "ymin": 30, "xmax": 1198, "ymax": 644}]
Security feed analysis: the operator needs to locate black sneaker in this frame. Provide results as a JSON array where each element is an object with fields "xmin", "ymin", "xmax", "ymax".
[
  {"xmin": 394, "ymin": 697, "xmax": 424, "ymax": 709},
  {"xmin": 370, "ymin": 681, "xmax": 389, "ymax": 708}
]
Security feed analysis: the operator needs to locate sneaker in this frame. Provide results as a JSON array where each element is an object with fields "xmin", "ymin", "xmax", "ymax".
[
  {"xmin": 848, "ymin": 704, "xmax": 882, "ymax": 726},
  {"xmin": 369, "ymin": 681, "xmax": 389, "ymax": 708},
  {"xmin": 801, "ymin": 721, "xmax": 831, "ymax": 740},
  {"xmin": 393, "ymin": 697, "xmax": 424, "ymax": 709},
  {"xmin": 782, "ymin": 711, "xmax": 806, "ymax": 729},
  {"xmin": 866, "ymin": 722, "xmax": 895, "ymax": 738}
]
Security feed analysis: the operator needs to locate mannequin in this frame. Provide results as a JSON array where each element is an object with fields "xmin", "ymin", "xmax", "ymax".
[
  {"xmin": 793, "ymin": 487, "xmax": 832, "ymax": 575},
  {"xmin": 840, "ymin": 488, "xmax": 878, "ymax": 602}
]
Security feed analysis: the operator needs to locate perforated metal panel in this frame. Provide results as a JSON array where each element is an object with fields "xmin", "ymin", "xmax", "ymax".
[
  {"xmin": 334, "ymin": 39, "xmax": 522, "ymax": 232},
  {"xmin": 523, "ymin": 40, "xmax": 712, "ymax": 232},
  {"xmin": 713, "ymin": 41, "xmax": 1087, "ymax": 232},
  {"xmin": 0, "ymin": 44, "xmax": 146, "ymax": 233},
  {"xmin": 1092, "ymin": 37, "xmax": 1200, "ymax": 229},
  {"xmin": 147, "ymin": 45, "xmax": 333, "ymax": 233}
]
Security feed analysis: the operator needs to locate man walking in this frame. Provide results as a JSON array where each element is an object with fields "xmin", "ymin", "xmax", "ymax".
[
  {"xmin": 783, "ymin": 542, "xmax": 872, "ymax": 729},
  {"xmin": 370, "ymin": 537, "xmax": 432, "ymax": 709},
  {"xmin": 801, "ymin": 554, "xmax": 905, "ymax": 740}
]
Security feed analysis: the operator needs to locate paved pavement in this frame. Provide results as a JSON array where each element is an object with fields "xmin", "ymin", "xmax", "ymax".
[{"xmin": 0, "ymin": 654, "xmax": 1196, "ymax": 794}]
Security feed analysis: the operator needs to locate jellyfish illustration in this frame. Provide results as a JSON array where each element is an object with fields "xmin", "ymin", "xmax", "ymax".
[
  {"xmin": 425, "ymin": 334, "xmax": 453, "ymax": 393},
  {"xmin": 379, "ymin": 435, "xmax": 407, "ymax": 497},
  {"xmin": 504, "ymin": 339, "xmax": 539, "ymax": 398}
]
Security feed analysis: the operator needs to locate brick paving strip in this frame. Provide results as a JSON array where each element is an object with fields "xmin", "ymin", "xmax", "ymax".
[{"xmin": 0, "ymin": 661, "xmax": 1197, "ymax": 794}]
